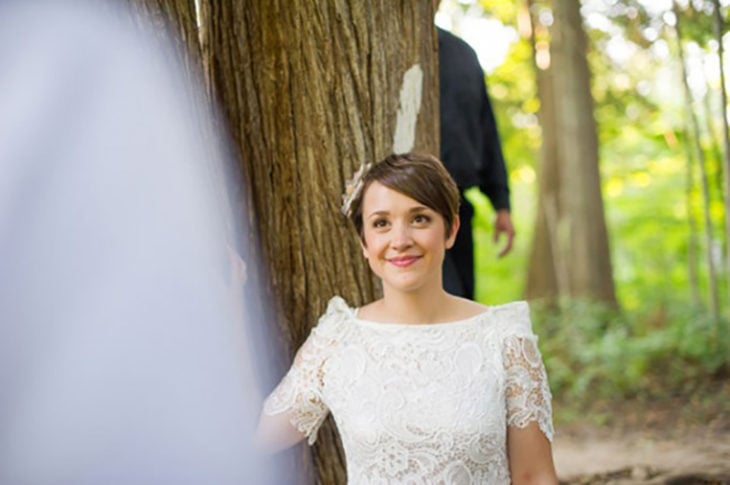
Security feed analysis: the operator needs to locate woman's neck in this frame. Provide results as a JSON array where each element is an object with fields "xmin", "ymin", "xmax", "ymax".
[{"xmin": 378, "ymin": 283, "xmax": 454, "ymax": 324}]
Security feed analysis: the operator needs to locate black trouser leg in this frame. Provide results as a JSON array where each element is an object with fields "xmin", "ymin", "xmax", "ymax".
[{"xmin": 443, "ymin": 194, "xmax": 475, "ymax": 300}]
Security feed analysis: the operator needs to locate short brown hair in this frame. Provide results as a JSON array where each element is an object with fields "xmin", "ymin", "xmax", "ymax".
[{"xmin": 347, "ymin": 152, "xmax": 460, "ymax": 240}]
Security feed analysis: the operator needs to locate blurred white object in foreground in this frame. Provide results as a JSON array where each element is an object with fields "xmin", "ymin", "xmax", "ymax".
[{"xmin": 0, "ymin": 1, "xmax": 266, "ymax": 483}]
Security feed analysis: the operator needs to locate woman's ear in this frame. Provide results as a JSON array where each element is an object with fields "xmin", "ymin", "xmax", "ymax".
[
  {"xmin": 360, "ymin": 238, "xmax": 368, "ymax": 258},
  {"xmin": 445, "ymin": 214, "xmax": 460, "ymax": 249}
]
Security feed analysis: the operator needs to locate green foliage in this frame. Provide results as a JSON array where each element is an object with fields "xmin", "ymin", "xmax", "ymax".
[
  {"xmin": 477, "ymin": 0, "xmax": 519, "ymax": 24},
  {"xmin": 459, "ymin": 0, "xmax": 730, "ymax": 412},
  {"xmin": 530, "ymin": 299, "xmax": 729, "ymax": 406}
]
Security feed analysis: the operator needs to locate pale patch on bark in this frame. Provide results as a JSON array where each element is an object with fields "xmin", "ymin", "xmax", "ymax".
[{"xmin": 392, "ymin": 64, "xmax": 423, "ymax": 154}]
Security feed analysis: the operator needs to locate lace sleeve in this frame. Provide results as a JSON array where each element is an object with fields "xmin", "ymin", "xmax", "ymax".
[
  {"xmin": 501, "ymin": 306, "xmax": 554, "ymax": 442},
  {"xmin": 262, "ymin": 297, "xmax": 347, "ymax": 445}
]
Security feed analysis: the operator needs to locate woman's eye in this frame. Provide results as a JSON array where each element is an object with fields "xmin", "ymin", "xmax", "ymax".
[
  {"xmin": 413, "ymin": 214, "xmax": 431, "ymax": 224},
  {"xmin": 372, "ymin": 219, "xmax": 388, "ymax": 228}
]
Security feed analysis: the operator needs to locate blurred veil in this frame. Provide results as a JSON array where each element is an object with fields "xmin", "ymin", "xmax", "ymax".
[{"xmin": 0, "ymin": 1, "xmax": 269, "ymax": 483}]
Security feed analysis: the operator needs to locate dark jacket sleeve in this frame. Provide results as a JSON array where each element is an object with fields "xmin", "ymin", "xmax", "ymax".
[
  {"xmin": 438, "ymin": 27, "xmax": 511, "ymax": 211},
  {"xmin": 477, "ymin": 80, "xmax": 511, "ymax": 211}
]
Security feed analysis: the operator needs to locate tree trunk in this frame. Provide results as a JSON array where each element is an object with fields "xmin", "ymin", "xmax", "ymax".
[
  {"xmin": 127, "ymin": 0, "xmax": 248, "ymax": 279},
  {"xmin": 525, "ymin": 0, "xmax": 563, "ymax": 303},
  {"xmin": 526, "ymin": 0, "xmax": 617, "ymax": 305},
  {"xmin": 713, "ymin": 0, "xmax": 730, "ymax": 323},
  {"xmin": 675, "ymin": 0, "xmax": 721, "ymax": 322},
  {"xmin": 128, "ymin": 0, "xmax": 202, "ymax": 79},
  {"xmin": 684, "ymin": 126, "xmax": 702, "ymax": 308},
  {"xmin": 201, "ymin": 2, "xmax": 438, "ymax": 483}
]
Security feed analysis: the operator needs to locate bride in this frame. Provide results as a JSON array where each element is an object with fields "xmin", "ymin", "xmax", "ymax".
[{"xmin": 257, "ymin": 152, "xmax": 557, "ymax": 484}]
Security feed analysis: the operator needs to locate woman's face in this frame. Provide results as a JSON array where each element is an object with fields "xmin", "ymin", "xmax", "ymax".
[{"xmin": 360, "ymin": 181, "xmax": 458, "ymax": 294}]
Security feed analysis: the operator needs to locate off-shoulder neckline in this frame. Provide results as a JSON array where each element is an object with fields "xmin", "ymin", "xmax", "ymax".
[{"xmin": 347, "ymin": 300, "xmax": 527, "ymax": 328}]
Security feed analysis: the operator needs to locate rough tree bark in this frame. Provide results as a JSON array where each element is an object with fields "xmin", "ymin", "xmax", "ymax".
[
  {"xmin": 128, "ymin": 0, "xmax": 202, "ymax": 77},
  {"xmin": 525, "ymin": 0, "xmax": 617, "ymax": 305},
  {"xmin": 201, "ymin": 2, "xmax": 439, "ymax": 483}
]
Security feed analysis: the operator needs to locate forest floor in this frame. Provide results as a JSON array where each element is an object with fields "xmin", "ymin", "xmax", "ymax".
[{"xmin": 552, "ymin": 380, "xmax": 730, "ymax": 484}]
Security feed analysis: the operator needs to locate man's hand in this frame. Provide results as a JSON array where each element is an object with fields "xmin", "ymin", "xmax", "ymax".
[{"xmin": 494, "ymin": 209, "xmax": 515, "ymax": 257}]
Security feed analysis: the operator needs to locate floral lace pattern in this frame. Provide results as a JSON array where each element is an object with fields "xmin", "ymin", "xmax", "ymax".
[{"xmin": 264, "ymin": 297, "xmax": 554, "ymax": 484}]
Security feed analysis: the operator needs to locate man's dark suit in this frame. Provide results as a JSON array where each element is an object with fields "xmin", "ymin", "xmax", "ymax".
[{"xmin": 438, "ymin": 27, "xmax": 512, "ymax": 299}]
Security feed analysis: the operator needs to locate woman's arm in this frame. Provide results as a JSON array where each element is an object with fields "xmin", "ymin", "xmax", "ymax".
[
  {"xmin": 254, "ymin": 297, "xmax": 347, "ymax": 454},
  {"xmin": 507, "ymin": 422, "xmax": 558, "ymax": 485},
  {"xmin": 255, "ymin": 409, "xmax": 307, "ymax": 454}
]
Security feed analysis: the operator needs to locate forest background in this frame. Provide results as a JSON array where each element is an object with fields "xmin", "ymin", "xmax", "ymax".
[
  {"xmin": 452, "ymin": 0, "xmax": 730, "ymax": 420},
  {"xmin": 123, "ymin": 0, "xmax": 730, "ymax": 480}
]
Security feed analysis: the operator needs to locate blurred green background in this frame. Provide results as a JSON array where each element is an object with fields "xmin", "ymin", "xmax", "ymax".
[{"xmin": 438, "ymin": 0, "xmax": 730, "ymax": 416}]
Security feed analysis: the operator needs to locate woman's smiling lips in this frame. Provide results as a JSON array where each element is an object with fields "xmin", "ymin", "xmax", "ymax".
[{"xmin": 387, "ymin": 255, "xmax": 422, "ymax": 267}]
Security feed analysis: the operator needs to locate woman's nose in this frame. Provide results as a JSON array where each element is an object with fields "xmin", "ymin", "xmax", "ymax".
[{"xmin": 390, "ymin": 223, "xmax": 413, "ymax": 250}]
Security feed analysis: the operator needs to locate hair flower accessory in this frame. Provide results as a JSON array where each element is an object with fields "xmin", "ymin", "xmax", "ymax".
[{"xmin": 341, "ymin": 162, "xmax": 372, "ymax": 217}]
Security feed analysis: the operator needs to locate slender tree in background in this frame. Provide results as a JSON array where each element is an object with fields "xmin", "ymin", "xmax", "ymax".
[
  {"xmin": 674, "ymin": 0, "xmax": 721, "ymax": 323},
  {"xmin": 199, "ymin": 2, "xmax": 439, "ymax": 483},
  {"xmin": 525, "ymin": 0, "xmax": 563, "ymax": 303},
  {"xmin": 713, "ymin": 0, "xmax": 730, "ymax": 321},
  {"xmin": 703, "ymin": 90, "xmax": 725, "ymax": 214},
  {"xmin": 525, "ymin": 0, "xmax": 617, "ymax": 306},
  {"xmin": 684, "ymin": 122, "xmax": 703, "ymax": 309},
  {"xmin": 702, "ymin": 88, "xmax": 729, "ymax": 311}
]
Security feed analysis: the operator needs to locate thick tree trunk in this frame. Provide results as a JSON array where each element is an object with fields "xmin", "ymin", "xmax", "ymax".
[
  {"xmin": 526, "ymin": 0, "xmax": 617, "ymax": 305},
  {"xmin": 128, "ymin": 0, "xmax": 202, "ymax": 78},
  {"xmin": 551, "ymin": 0, "xmax": 616, "ymax": 303},
  {"xmin": 127, "ymin": 1, "xmax": 276, "ymax": 404},
  {"xmin": 202, "ymin": 2, "xmax": 438, "ymax": 483}
]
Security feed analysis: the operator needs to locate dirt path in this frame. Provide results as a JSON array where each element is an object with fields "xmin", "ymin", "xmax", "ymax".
[
  {"xmin": 551, "ymin": 382, "xmax": 730, "ymax": 484},
  {"xmin": 554, "ymin": 431, "xmax": 730, "ymax": 483}
]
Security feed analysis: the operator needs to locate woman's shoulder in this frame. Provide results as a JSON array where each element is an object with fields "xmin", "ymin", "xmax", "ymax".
[
  {"xmin": 448, "ymin": 296, "xmax": 489, "ymax": 320},
  {"xmin": 448, "ymin": 296, "xmax": 529, "ymax": 323},
  {"xmin": 483, "ymin": 300, "xmax": 534, "ymax": 337},
  {"xmin": 488, "ymin": 299, "xmax": 530, "ymax": 315},
  {"xmin": 323, "ymin": 295, "xmax": 354, "ymax": 314},
  {"xmin": 314, "ymin": 295, "xmax": 356, "ymax": 331}
]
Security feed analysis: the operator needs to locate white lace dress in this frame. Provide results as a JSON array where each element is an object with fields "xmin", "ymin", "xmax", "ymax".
[{"xmin": 264, "ymin": 297, "xmax": 554, "ymax": 484}]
